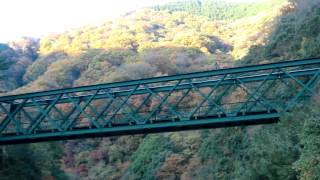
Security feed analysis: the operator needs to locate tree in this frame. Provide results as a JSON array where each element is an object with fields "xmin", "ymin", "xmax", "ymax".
[
  {"xmin": 0, "ymin": 56, "xmax": 11, "ymax": 80},
  {"xmin": 125, "ymin": 135, "xmax": 171, "ymax": 179},
  {"xmin": 0, "ymin": 57, "xmax": 9, "ymax": 71},
  {"xmin": 294, "ymin": 98, "xmax": 320, "ymax": 180}
]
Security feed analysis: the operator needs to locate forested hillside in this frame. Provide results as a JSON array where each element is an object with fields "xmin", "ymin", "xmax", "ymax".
[
  {"xmin": 153, "ymin": 0, "xmax": 286, "ymax": 21},
  {"xmin": 0, "ymin": 39, "xmax": 38, "ymax": 92},
  {"xmin": 9, "ymin": 6, "xmax": 280, "ymax": 95},
  {"xmin": 0, "ymin": 0, "xmax": 320, "ymax": 179}
]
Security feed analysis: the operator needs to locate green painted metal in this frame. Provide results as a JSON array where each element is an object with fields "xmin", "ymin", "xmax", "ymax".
[{"xmin": 0, "ymin": 58, "xmax": 319, "ymax": 144}]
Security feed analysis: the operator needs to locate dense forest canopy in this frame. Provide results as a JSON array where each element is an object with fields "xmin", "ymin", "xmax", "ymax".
[
  {"xmin": 0, "ymin": 0, "xmax": 320, "ymax": 179},
  {"xmin": 153, "ymin": 0, "xmax": 286, "ymax": 21}
]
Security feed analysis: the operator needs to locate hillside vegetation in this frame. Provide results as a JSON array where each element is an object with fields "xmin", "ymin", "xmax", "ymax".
[
  {"xmin": 153, "ymin": 0, "xmax": 286, "ymax": 21},
  {"xmin": 0, "ymin": 0, "xmax": 320, "ymax": 179}
]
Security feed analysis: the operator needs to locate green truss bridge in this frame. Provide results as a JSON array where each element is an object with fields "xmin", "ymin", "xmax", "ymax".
[{"xmin": 0, "ymin": 58, "xmax": 320, "ymax": 145}]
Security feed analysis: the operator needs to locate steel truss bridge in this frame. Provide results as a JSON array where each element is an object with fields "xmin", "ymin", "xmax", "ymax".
[{"xmin": 0, "ymin": 58, "xmax": 319, "ymax": 145}]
